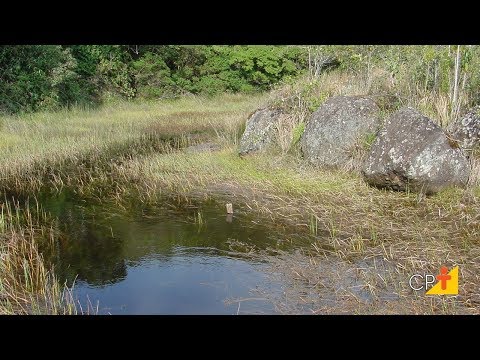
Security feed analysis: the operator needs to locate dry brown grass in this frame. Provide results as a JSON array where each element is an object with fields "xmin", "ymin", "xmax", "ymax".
[
  {"xmin": 468, "ymin": 153, "xmax": 480, "ymax": 187},
  {"xmin": 273, "ymin": 113, "xmax": 300, "ymax": 154},
  {"xmin": 0, "ymin": 200, "xmax": 83, "ymax": 314}
]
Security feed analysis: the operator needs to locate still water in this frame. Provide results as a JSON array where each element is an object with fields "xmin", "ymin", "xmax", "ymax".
[{"xmin": 35, "ymin": 191, "xmax": 306, "ymax": 314}]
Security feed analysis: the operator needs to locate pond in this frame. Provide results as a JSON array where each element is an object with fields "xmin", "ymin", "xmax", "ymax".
[{"xmin": 32, "ymin": 190, "xmax": 311, "ymax": 314}]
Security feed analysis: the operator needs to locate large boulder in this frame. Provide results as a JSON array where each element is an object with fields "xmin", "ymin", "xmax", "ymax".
[
  {"xmin": 300, "ymin": 96, "xmax": 381, "ymax": 167},
  {"xmin": 447, "ymin": 105, "xmax": 480, "ymax": 155},
  {"xmin": 362, "ymin": 107, "xmax": 470, "ymax": 194},
  {"xmin": 239, "ymin": 108, "xmax": 283, "ymax": 155}
]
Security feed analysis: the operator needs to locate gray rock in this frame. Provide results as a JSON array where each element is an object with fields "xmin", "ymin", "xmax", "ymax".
[
  {"xmin": 300, "ymin": 96, "xmax": 381, "ymax": 167},
  {"xmin": 362, "ymin": 107, "xmax": 470, "ymax": 194},
  {"xmin": 447, "ymin": 105, "xmax": 480, "ymax": 154},
  {"xmin": 239, "ymin": 108, "xmax": 283, "ymax": 155}
]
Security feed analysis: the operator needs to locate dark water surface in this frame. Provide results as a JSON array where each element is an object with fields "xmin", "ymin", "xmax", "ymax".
[{"xmin": 32, "ymin": 190, "xmax": 309, "ymax": 314}]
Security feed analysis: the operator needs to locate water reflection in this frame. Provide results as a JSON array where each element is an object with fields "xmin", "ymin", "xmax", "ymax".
[{"xmin": 25, "ymin": 190, "xmax": 308, "ymax": 314}]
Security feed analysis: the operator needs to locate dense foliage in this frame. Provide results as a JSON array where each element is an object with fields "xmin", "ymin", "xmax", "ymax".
[
  {"xmin": 0, "ymin": 45, "xmax": 306, "ymax": 114},
  {"xmin": 2, "ymin": 45, "xmax": 480, "ymax": 115}
]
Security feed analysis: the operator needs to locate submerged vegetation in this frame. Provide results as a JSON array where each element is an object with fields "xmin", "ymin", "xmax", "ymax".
[{"xmin": 1, "ymin": 45, "xmax": 480, "ymax": 314}]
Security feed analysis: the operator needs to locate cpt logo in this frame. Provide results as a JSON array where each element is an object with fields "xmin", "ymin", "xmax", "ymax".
[{"xmin": 409, "ymin": 266, "xmax": 459, "ymax": 295}]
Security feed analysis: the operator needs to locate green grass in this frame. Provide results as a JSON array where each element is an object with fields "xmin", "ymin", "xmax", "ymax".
[
  {"xmin": 119, "ymin": 149, "xmax": 356, "ymax": 197},
  {"xmin": 0, "ymin": 93, "xmax": 265, "ymax": 193}
]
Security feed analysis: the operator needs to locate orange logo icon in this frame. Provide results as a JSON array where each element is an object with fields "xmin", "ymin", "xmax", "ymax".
[{"xmin": 426, "ymin": 266, "xmax": 459, "ymax": 295}]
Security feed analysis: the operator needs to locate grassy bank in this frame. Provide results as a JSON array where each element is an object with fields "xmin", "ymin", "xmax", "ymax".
[
  {"xmin": 0, "ymin": 94, "xmax": 264, "ymax": 313},
  {"xmin": 0, "ymin": 94, "xmax": 264, "ymax": 193},
  {"xmin": 108, "ymin": 147, "xmax": 480, "ymax": 314},
  {"xmin": 1, "ymin": 76, "xmax": 479, "ymax": 314}
]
